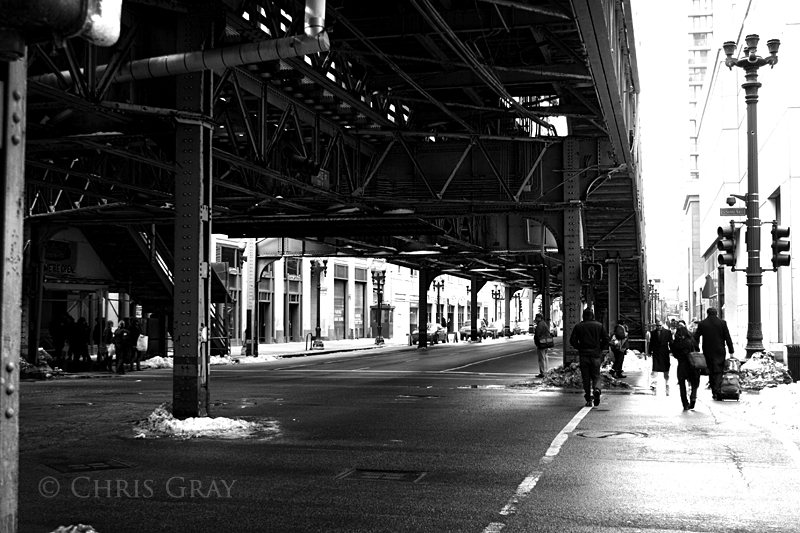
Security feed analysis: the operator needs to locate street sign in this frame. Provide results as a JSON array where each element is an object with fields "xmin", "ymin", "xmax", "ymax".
[{"xmin": 720, "ymin": 208, "xmax": 747, "ymax": 216}]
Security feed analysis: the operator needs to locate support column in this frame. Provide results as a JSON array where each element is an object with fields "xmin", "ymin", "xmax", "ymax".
[
  {"xmin": 608, "ymin": 261, "xmax": 620, "ymax": 325},
  {"xmin": 562, "ymin": 138, "xmax": 583, "ymax": 365},
  {"xmin": 503, "ymin": 286, "xmax": 512, "ymax": 336},
  {"xmin": 542, "ymin": 265, "xmax": 551, "ymax": 321},
  {"xmin": 0, "ymin": 52, "xmax": 26, "ymax": 533},
  {"xmin": 172, "ymin": 16, "xmax": 212, "ymax": 418},
  {"xmin": 470, "ymin": 277, "xmax": 481, "ymax": 341},
  {"xmin": 418, "ymin": 269, "xmax": 429, "ymax": 348}
]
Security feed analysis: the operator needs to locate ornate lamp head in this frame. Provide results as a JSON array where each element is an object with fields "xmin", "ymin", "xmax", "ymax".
[{"xmin": 723, "ymin": 41, "xmax": 737, "ymax": 70}]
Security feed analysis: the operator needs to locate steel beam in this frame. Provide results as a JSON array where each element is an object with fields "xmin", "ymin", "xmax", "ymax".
[
  {"xmin": 561, "ymin": 137, "xmax": 583, "ymax": 365},
  {"xmin": 172, "ymin": 15, "xmax": 212, "ymax": 419},
  {"xmin": 0, "ymin": 53, "xmax": 26, "ymax": 533}
]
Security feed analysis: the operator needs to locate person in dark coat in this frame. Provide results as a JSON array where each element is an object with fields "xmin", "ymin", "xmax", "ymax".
[
  {"xmin": 693, "ymin": 307, "xmax": 735, "ymax": 400},
  {"xmin": 70, "ymin": 317, "xmax": 91, "ymax": 366},
  {"xmin": 533, "ymin": 313, "xmax": 551, "ymax": 378},
  {"xmin": 113, "ymin": 320, "xmax": 131, "ymax": 375},
  {"xmin": 670, "ymin": 321, "xmax": 699, "ymax": 410},
  {"xmin": 610, "ymin": 319, "xmax": 629, "ymax": 378},
  {"xmin": 569, "ymin": 308, "xmax": 610, "ymax": 407},
  {"xmin": 648, "ymin": 319, "xmax": 673, "ymax": 395},
  {"xmin": 102, "ymin": 320, "xmax": 115, "ymax": 371}
]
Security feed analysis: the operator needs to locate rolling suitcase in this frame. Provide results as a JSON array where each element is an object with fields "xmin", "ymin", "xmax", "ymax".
[{"xmin": 718, "ymin": 371, "xmax": 740, "ymax": 400}]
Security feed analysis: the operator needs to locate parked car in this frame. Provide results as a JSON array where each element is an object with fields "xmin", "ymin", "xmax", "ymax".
[
  {"xmin": 484, "ymin": 321, "xmax": 500, "ymax": 339},
  {"xmin": 410, "ymin": 323, "xmax": 447, "ymax": 344},
  {"xmin": 458, "ymin": 323, "xmax": 488, "ymax": 340}
]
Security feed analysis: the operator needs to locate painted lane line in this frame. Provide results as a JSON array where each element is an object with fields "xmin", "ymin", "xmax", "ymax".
[
  {"xmin": 541, "ymin": 405, "xmax": 591, "ymax": 463},
  {"xmin": 482, "ymin": 405, "xmax": 592, "ymax": 532},
  {"xmin": 442, "ymin": 350, "xmax": 532, "ymax": 372},
  {"xmin": 499, "ymin": 471, "xmax": 542, "ymax": 516}
]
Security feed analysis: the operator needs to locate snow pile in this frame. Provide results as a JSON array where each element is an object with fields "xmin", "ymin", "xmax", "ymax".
[
  {"xmin": 740, "ymin": 351, "xmax": 794, "ymax": 391},
  {"xmin": 209, "ymin": 354, "xmax": 238, "ymax": 365},
  {"xmin": 133, "ymin": 403, "xmax": 279, "ymax": 440},
  {"xmin": 235, "ymin": 354, "xmax": 279, "ymax": 364},
  {"xmin": 738, "ymin": 382, "xmax": 800, "ymax": 433},
  {"xmin": 542, "ymin": 361, "xmax": 632, "ymax": 389},
  {"xmin": 49, "ymin": 525, "xmax": 98, "ymax": 533},
  {"xmin": 140, "ymin": 356, "xmax": 173, "ymax": 369}
]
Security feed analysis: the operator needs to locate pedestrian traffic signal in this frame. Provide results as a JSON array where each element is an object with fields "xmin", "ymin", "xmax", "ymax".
[
  {"xmin": 717, "ymin": 224, "xmax": 737, "ymax": 268},
  {"xmin": 771, "ymin": 225, "xmax": 791, "ymax": 268}
]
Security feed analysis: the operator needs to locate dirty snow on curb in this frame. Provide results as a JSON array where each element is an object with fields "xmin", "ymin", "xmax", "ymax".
[{"xmin": 133, "ymin": 403, "xmax": 280, "ymax": 440}]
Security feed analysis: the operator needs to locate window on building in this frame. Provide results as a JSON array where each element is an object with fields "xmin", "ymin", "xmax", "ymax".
[
  {"xmin": 690, "ymin": 171, "xmax": 700, "ymax": 180},
  {"xmin": 689, "ymin": 119, "xmax": 696, "ymax": 135},
  {"xmin": 286, "ymin": 258, "xmax": 300, "ymax": 277},
  {"xmin": 691, "ymin": 15, "xmax": 712, "ymax": 30},
  {"xmin": 689, "ymin": 67, "xmax": 706, "ymax": 82},
  {"xmin": 692, "ymin": 33, "xmax": 708, "ymax": 46},
  {"xmin": 689, "ymin": 137, "xmax": 698, "ymax": 152},
  {"xmin": 689, "ymin": 85, "xmax": 702, "ymax": 101},
  {"xmin": 688, "ymin": 50, "xmax": 709, "ymax": 65},
  {"xmin": 690, "ymin": 155, "xmax": 699, "ymax": 170}
]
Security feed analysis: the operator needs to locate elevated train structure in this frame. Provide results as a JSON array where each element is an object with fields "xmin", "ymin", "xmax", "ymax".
[{"xmin": 9, "ymin": 0, "xmax": 644, "ymax": 417}]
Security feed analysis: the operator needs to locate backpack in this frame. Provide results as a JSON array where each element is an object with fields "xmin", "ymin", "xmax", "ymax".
[{"xmin": 614, "ymin": 324, "xmax": 627, "ymax": 340}]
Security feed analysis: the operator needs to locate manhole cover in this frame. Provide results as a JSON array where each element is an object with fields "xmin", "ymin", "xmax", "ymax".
[
  {"xmin": 576, "ymin": 431, "xmax": 647, "ymax": 439},
  {"xmin": 45, "ymin": 460, "xmax": 134, "ymax": 473},
  {"xmin": 336, "ymin": 469, "xmax": 426, "ymax": 483}
]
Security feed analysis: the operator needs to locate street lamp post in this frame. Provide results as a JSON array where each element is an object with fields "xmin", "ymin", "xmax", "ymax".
[
  {"xmin": 371, "ymin": 260, "xmax": 387, "ymax": 346},
  {"xmin": 723, "ymin": 34, "xmax": 780, "ymax": 357},
  {"xmin": 491, "ymin": 285, "xmax": 502, "ymax": 323},
  {"xmin": 432, "ymin": 279, "xmax": 445, "ymax": 327},
  {"xmin": 310, "ymin": 259, "xmax": 327, "ymax": 349},
  {"xmin": 647, "ymin": 280, "xmax": 654, "ymax": 324}
]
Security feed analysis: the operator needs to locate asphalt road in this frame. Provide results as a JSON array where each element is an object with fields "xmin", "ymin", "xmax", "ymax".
[{"xmin": 18, "ymin": 336, "xmax": 800, "ymax": 532}]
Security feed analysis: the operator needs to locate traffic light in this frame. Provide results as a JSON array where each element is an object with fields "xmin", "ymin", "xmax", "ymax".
[
  {"xmin": 717, "ymin": 224, "xmax": 737, "ymax": 268},
  {"xmin": 771, "ymin": 225, "xmax": 791, "ymax": 268}
]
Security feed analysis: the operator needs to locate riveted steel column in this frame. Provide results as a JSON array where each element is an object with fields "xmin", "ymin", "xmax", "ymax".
[
  {"xmin": 542, "ymin": 265, "xmax": 551, "ymax": 321},
  {"xmin": 562, "ymin": 138, "xmax": 582, "ymax": 365},
  {"xmin": 608, "ymin": 261, "xmax": 619, "ymax": 326},
  {"xmin": 418, "ymin": 269, "xmax": 429, "ymax": 348},
  {"xmin": 173, "ymin": 15, "xmax": 212, "ymax": 419},
  {"xmin": 503, "ymin": 286, "xmax": 512, "ymax": 336},
  {"xmin": 0, "ymin": 53, "xmax": 26, "ymax": 533},
  {"xmin": 470, "ymin": 277, "xmax": 481, "ymax": 341}
]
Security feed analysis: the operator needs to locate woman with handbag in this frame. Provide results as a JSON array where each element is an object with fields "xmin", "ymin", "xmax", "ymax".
[
  {"xmin": 670, "ymin": 321, "xmax": 700, "ymax": 410},
  {"xmin": 533, "ymin": 313, "xmax": 553, "ymax": 378}
]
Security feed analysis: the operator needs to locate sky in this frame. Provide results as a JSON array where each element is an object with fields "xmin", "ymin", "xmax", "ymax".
[{"xmin": 630, "ymin": 2, "xmax": 688, "ymax": 292}]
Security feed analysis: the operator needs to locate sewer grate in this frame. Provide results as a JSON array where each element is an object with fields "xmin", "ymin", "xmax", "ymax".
[
  {"xmin": 45, "ymin": 460, "xmax": 134, "ymax": 473},
  {"xmin": 576, "ymin": 431, "xmax": 648, "ymax": 439},
  {"xmin": 336, "ymin": 469, "xmax": 427, "ymax": 483}
]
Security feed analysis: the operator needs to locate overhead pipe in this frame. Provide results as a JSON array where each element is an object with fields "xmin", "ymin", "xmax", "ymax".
[{"xmin": 30, "ymin": 0, "xmax": 327, "ymax": 87}]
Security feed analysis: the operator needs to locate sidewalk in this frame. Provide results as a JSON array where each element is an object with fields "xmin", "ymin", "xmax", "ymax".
[{"xmin": 242, "ymin": 335, "xmax": 414, "ymax": 359}]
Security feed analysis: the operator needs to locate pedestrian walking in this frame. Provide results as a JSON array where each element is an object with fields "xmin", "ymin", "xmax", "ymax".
[
  {"xmin": 70, "ymin": 317, "xmax": 91, "ymax": 367},
  {"xmin": 569, "ymin": 308, "xmax": 610, "ymax": 407},
  {"xmin": 102, "ymin": 320, "xmax": 114, "ymax": 370},
  {"xmin": 693, "ymin": 307, "xmax": 735, "ymax": 401},
  {"xmin": 129, "ymin": 319, "xmax": 142, "ymax": 371},
  {"xmin": 113, "ymin": 320, "xmax": 131, "ymax": 375},
  {"xmin": 610, "ymin": 318, "xmax": 629, "ymax": 378},
  {"xmin": 670, "ymin": 321, "xmax": 700, "ymax": 410},
  {"xmin": 532, "ymin": 313, "xmax": 551, "ymax": 377},
  {"xmin": 648, "ymin": 319, "xmax": 672, "ymax": 395}
]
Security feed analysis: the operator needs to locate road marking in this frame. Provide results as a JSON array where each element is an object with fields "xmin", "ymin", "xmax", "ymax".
[
  {"xmin": 499, "ymin": 471, "xmax": 542, "ymax": 516},
  {"xmin": 441, "ymin": 350, "xmax": 531, "ymax": 372},
  {"xmin": 402, "ymin": 358, "xmax": 419, "ymax": 363},
  {"xmin": 483, "ymin": 405, "xmax": 592, "ymax": 531}
]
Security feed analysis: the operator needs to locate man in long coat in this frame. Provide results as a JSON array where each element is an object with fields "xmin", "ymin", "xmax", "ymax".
[
  {"xmin": 648, "ymin": 319, "xmax": 673, "ymax": 395},
  {"xmin": 693, "ymin": 307, "xmax": 735, "ymax": 400}
]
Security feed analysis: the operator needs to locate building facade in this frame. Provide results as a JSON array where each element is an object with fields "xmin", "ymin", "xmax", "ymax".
[{"xmin": 690, "ymin": 0, "xmax": 799, "ymax": 356}]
